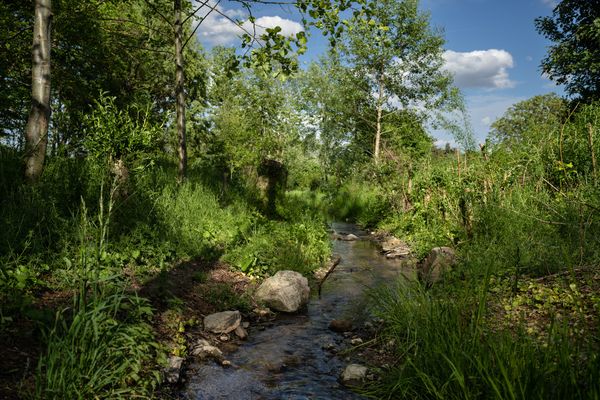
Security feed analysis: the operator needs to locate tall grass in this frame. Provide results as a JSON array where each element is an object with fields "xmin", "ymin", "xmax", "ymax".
[
  {"xmin": 365, "ymin": 281, "xmax": 600, "ymax": 400},
  {"xmin": 34, "ymin": 187, "xmax": 163, "ymax": 399}
]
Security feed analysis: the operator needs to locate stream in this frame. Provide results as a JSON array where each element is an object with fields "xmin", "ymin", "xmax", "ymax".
[{"xmin": 181, "ymin": 222, "xmax": 414, "ymax": 400}]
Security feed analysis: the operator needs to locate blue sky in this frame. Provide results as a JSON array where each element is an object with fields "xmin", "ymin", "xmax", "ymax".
[{"xmin": 193, "ymin": 0, "xmax": 563, "ymax": 146}]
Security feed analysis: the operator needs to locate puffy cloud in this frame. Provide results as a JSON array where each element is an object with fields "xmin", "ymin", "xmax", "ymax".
[
  {"xmin": 443, "ymin": 49, "xmax": 516, "ymax": 89},
  {"xmin": 243, "ymin": 16, "xmax": 303, "ymax": 38},
  {"xmin": 192, "ymin": 1, "xmax": 302, "ymax": 46}
]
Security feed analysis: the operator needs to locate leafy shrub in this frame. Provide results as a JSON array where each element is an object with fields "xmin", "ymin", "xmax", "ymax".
[{"xmin": 223, "ymin": 214, "xmax": 330, "ymax": 276}]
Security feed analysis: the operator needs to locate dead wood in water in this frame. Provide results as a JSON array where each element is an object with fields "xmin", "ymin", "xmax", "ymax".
[{"xmin": 318, "ymin": 256, "xmax": 342, "ymax": 298}]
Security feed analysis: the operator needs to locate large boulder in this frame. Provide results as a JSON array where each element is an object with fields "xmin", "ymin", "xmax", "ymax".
[
  {"xmin": 255, "ymin": 270, "xmax": 310, "ymax": 312},
  {"xmin": 203, "ymin": 310, "xmax": 242, "ymax": 334},
  {"xmin": 418, "ymin": 247, "xmax": 457, "ymax": 285}
]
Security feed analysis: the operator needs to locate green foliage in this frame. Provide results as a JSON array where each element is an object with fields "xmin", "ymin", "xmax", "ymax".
[
  {"xmin": 329, "ymin": 179, "xmax": 387, "ymax": 228},
  {"xmin": 83, "ymin": 94, "xmax": 161, "ymax": 162},
  {"xmin": 365, "ymin": 281, "xmax": 600, "ymax": 399},
  {"xmin": 33, "ymin": 186, "xmax": 163, "ymax": 399},
  {"xmin": 202, "ymin": 284, "xmax": 252, "ymax": 312},
  {"xmin": 490, "ymin": 93, "xmax": 568, "ymax": 145},
  {"xmin": 223, "ymin": 214, "xmax": 331, "ymax": 276},
  {"xmin": 35, "ymin": 292, "xmax": 161, "ymax": 399},
  {"xmin": 535, "ymin": 0, "xmax": 600, "ymax": 100},
  {"xmin": 154, "ymin": 182, "xmax": 254, "ymax": 259}
]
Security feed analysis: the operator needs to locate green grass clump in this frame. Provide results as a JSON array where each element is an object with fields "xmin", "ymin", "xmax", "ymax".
[
  {"xmin": 153, "ymin": 181, "xmax": 254, "ymax": 259},
  {"xmin": 35, "ymin": 292, "xmax": 162, "ymax": 399},
  {"xmin": 365, "ymin": 281, "xmax": 600, "ymax": 400}
]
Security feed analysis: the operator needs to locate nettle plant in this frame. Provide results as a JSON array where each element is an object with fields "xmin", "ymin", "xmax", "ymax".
[{"xmin": 83, "ymin": 93, "xmax": 161, "ymax": 168}]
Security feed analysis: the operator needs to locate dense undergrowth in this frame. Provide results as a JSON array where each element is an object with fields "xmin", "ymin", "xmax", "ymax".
[
  {"xmin": 0, "ymin": 145, "xmax": 331, "ymax": 398},
  {"xmin": 330, "ymin": 102, "xmax": 600, "ymax": 399}
]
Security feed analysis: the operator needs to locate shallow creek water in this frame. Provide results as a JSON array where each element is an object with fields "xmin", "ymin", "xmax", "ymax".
[{"xmin": 181, "ymin": 222, "xmax": 414, "ymax": 400}]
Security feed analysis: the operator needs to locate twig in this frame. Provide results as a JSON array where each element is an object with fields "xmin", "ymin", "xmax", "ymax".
[{"xmin": 318, "ymin": 255, "xmax": 341, "ymax": 298}]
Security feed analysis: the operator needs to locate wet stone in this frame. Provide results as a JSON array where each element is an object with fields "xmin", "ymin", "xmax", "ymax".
[
  {"xmin": 329, "ymin": 319, "xmax": 353, "ymax": 333},
  {"xmin": 203, "ymin": 311, "xmax": 241, "ymax": 334}
]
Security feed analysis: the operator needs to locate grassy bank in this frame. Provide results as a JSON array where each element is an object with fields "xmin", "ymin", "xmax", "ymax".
[
  {"xmin": 0, "ymin": 151, "xmax": 331, "ymax": 398},
  {"xmin": 329, "ymin": 102, "xmax": 600, "ymax": 399}
]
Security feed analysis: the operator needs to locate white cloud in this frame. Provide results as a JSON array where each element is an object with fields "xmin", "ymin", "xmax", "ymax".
[
  {"xmin": 193, "ymin": 1, "xmax": 303, "ymax": 46},
  {"xmin": 243, "ymin": 16, "xmax": 303, "ymax": 38},
  {"xmin": 443, "ymin": 49, "xmax": 516, "ymax": 89},
  {"xmin": 541, "ymin": 0, "xmax": 558, "ymax": 8},
  {"xmin": 481, "ymin": 116, "xmax": 491, "ymax": 125}
]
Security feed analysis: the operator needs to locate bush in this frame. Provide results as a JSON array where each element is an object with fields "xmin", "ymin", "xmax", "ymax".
[{"xmin": 223, "ymin": 213, "xmax": 331, "ymax": 276}]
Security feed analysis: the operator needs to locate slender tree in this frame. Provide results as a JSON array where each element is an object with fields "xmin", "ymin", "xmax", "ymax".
[
  {"xmin": 339, "ymin": 0, "xmax": 455, "ymax": 163},
  {"xmin": 174, "ymin": 0, "xmax": 187, "ymax": 182},
  {"xmin": 24, "ymin": 0, "xmax": 52, "ymax": 182}
]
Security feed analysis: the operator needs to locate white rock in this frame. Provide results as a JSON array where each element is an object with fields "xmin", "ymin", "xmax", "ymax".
[
  {"xmin": 341, "ymin": 364, "xmax": 368, "ymax": 384},
  {"xmin": 165, "ymin": 356, "xmax": 184, "ymax": 383},
  {"xmin": 192, "ymin": 339, "xmax": 223, "ymax": 360},
  {"xmin": 255, "ymin": 270, "xmax": 310, "ymax": 312},
  {"xmin": 203, "ymin": 310, "xmax": 241, "ymax": 334}
]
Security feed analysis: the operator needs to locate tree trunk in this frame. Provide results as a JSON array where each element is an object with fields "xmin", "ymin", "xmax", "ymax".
[
  {"xmin": 24, "ymin": 0, "xmax": 52, "ymax": 183},
  {"xmin": 174, "ymin": 0, "xmax": 187, "ymax": 182},
  {"xmin": 374, "ymin": 74, "xmax": 384, "ymax": 163}
]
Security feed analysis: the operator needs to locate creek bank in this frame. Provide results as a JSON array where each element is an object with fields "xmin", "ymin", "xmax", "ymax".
[{"xmin": 178, "ymin": 223, "xmax": 415, "ymax": 399}]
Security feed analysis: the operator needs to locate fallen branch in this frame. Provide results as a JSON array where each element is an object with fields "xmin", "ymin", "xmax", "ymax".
[{"xmin": 318, "ymin": 255, "xmax": 342, "ymax": 298}]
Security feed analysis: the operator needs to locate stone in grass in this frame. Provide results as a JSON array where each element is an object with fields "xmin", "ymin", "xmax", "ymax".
[
  {"xmin": 255, "ymin": 270, "xmax": 310, "ymax": 313},
  {"xmin": 418, "ymin": 247, "xmax": 457, "ymax": 286},
  {"xmin": 203, "ymin": 310, "xmax": 241, "ymax": 334},
  {"xmin": 165, "ymin": 356, "xmax": 184, "ymax": 383},
  {"xmin": 341, "ymin": 364, "xmax": 368, "ymax": 385}
]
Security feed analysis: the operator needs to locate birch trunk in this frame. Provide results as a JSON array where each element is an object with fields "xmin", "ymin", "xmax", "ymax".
[
  {"xmin": 374, "ymin": 74, "xmax": 384, "ymax": 163},
  {"xmin": 24, "ymin": 0, "xmax": 52, "ymax": 182}
]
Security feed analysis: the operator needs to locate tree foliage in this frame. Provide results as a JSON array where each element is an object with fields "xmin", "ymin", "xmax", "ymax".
[
  {"xmin": 535, "ymin": 0, "xmax": 600, "ymax": 100},
  {"xmin": 489, "ymin": 93, "xmax": 568, "ymax": 145}
]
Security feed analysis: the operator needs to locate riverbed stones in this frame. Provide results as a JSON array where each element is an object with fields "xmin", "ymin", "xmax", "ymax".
[
  {"xmin": 192, "ymin": 339, "xmax": 223, "ymax": 360},
  {"xmin": 341, "ymin": 364, "xmax": 368, "ymax": 385},
  {"xmin": 203, "ymin": 310, "xmax": 241, "ymax": 334},
  {"xmin": 381, "ymin": 236, "xmax": 411, "ymax": 259},
  {"xmin": 234, "ymin": 325, "xmax": 248, "ymax": 340},
  {"xmin": 418, "ymin": 246, "xmax": 457, "ymax": 285},
  {"xmin": 255, "ymin": 270, "xmax": 310, "ymax": 312},
  {"xmin": 329, "ymin": 319, "xmax": 353, "ymax": 332}
]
